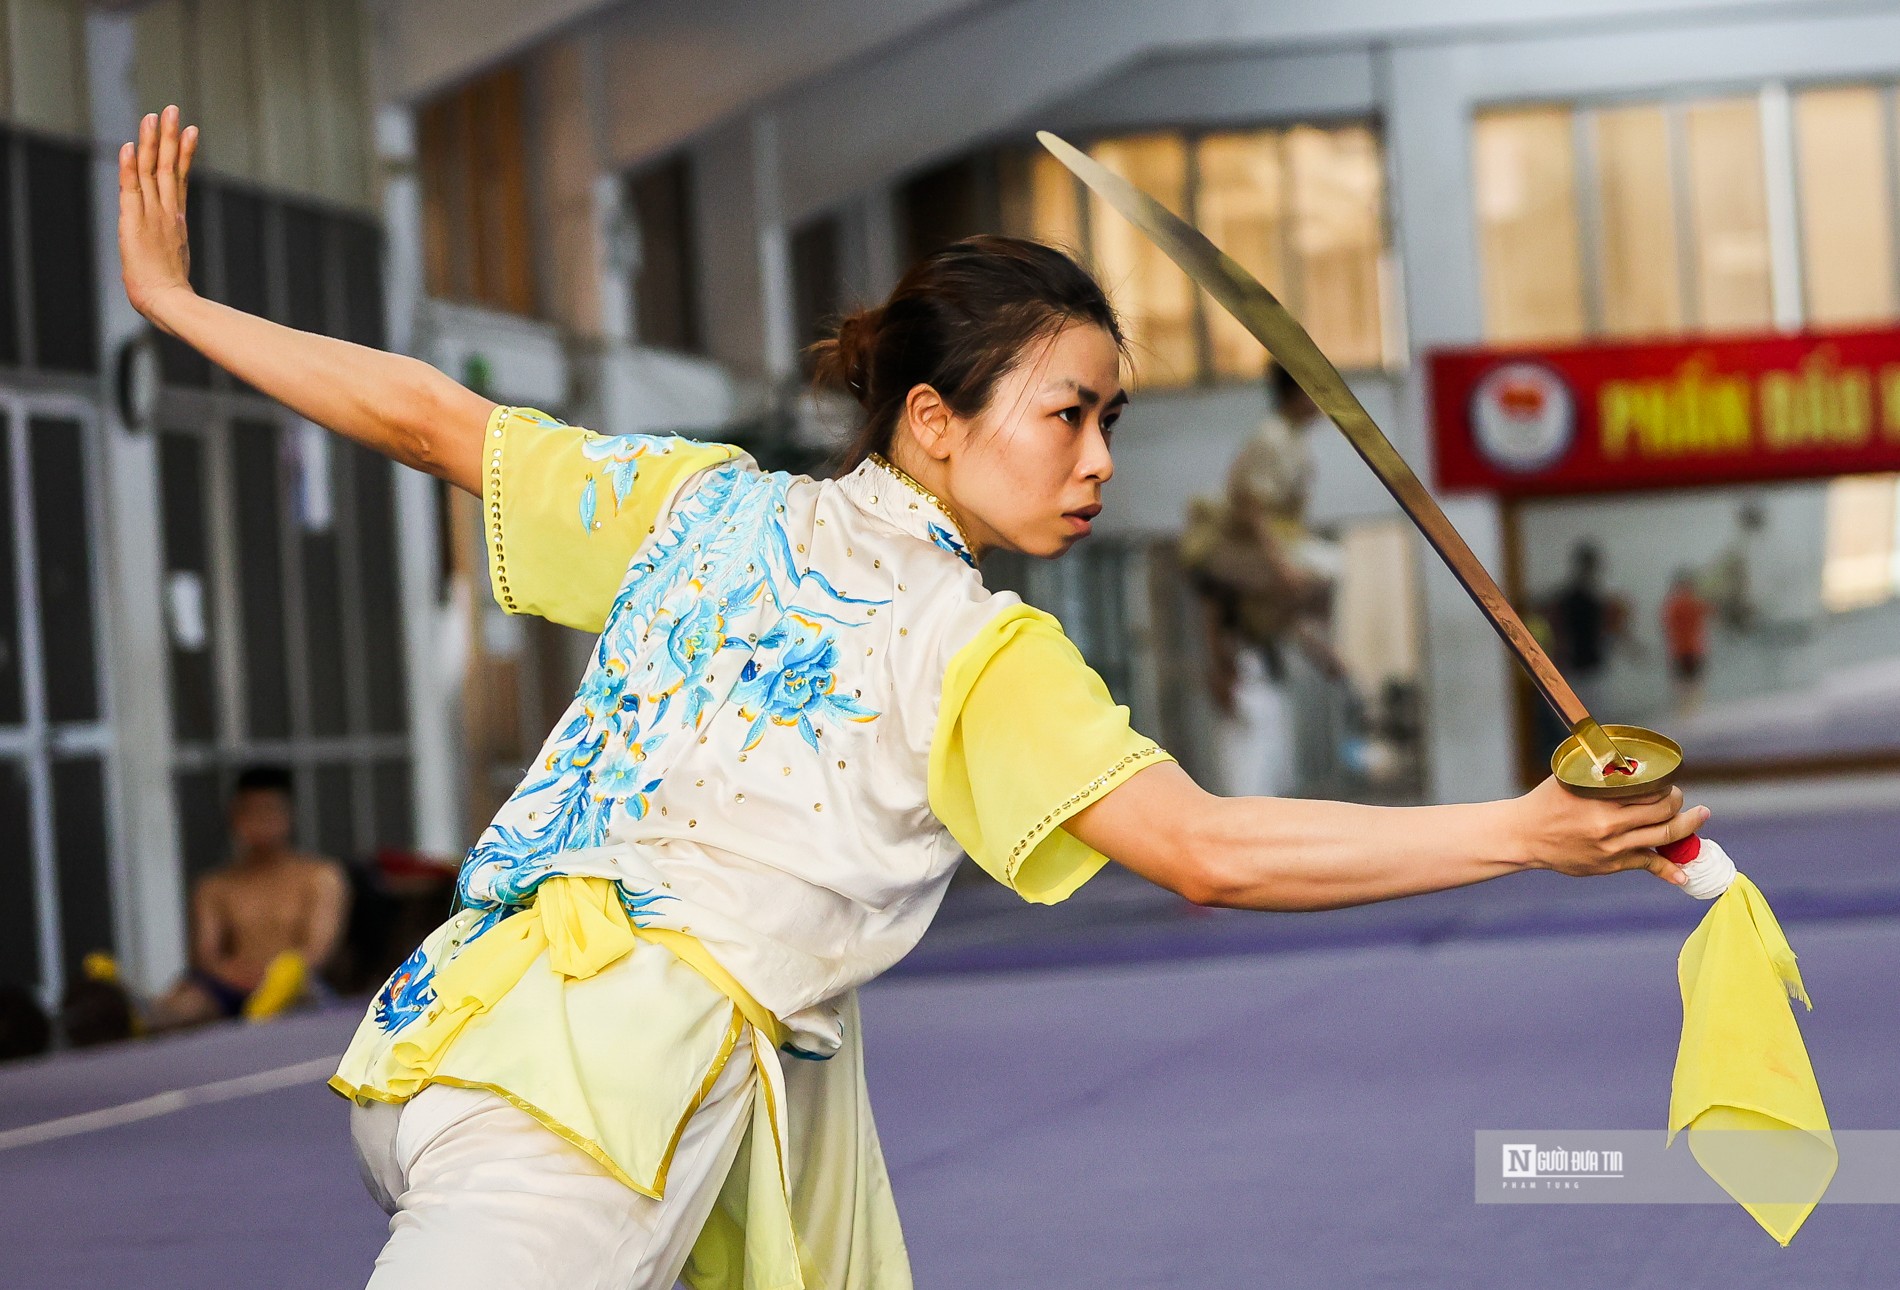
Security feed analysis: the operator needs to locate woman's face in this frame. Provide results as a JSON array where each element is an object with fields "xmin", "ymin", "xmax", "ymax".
[{"xmin": 920, "ymin": 321, "xmax": 1126, "ymax": 559}]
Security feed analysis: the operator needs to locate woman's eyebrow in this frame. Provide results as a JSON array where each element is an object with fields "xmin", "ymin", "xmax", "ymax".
[{"xmin": 1044, "ymin": 379, "xmax": 1128, "ymax": 408}]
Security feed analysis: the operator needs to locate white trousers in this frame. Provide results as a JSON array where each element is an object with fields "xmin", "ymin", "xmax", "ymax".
[{"xmin": 351, "ymin": 1031, "xmax": 757, "ymax": 1290}]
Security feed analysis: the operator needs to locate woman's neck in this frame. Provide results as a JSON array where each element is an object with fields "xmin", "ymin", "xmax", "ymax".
[{"xmin": 881, "ymin": 440, "xmax": 986, "ymax": 557}]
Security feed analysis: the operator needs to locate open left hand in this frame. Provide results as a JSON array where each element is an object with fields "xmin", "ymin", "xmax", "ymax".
[{"xmin": 118, "ymin": 105, "xmax": 199, "ymax": 330}]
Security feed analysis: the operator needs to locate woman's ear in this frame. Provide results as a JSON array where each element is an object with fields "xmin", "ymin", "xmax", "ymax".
[{"xmin": 902, "ymin": 384, "xmax": 954, "ymax": 462}]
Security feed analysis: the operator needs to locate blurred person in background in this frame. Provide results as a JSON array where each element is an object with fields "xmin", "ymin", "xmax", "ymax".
[
  {"xmin": 0, "ymin": 985, "xmax": 51, "ymax": 1063},
  {"xmin": 150, "ymin": 764, "xmax": 349, "ymax": 1028},
  {"xmin": 1662, "ymin": 568, "xmax": 1713, "ymax": 715},
  {"xmin": 120, "ymin": 106, "xmax": 1704, "ymax": 1290},
  {"xmin": 1183, "ymin": 363, "xmax": 1344, "ymax": 798},
  {"xmin": 61, "ymin": 951, "xmax": 139, "ymax": 1048},
  {"xmin": 1545, "ymin": 541, "xmax": 1638, "ymax": 718},
  {"xmin": 1707, "ymin": 498, "xmax": 1768, "ymax": 634}
]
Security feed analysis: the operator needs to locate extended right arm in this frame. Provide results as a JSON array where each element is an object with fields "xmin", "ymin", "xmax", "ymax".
[
  {"xmin": 120, "ymin": 107, "xmax": 492, "ymax": 494},
  {"xmin": 1069, "ymin": 762, "xmax": 1703, "ymax": 911}
]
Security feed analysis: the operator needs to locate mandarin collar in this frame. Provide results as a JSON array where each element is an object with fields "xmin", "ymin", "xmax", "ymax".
[{"xmin": 835, "ymin": 454, "xmax": 978, "ymax": 568}]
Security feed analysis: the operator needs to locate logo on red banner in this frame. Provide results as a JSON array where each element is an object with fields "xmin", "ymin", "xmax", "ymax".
[
  {"xmin": 1430, "ymin": 328, "xmax": 1900, "ymax": 495},
  {"xmin": 1470, "ymin": 362, "xmax": 1576, "ymax": 473}
]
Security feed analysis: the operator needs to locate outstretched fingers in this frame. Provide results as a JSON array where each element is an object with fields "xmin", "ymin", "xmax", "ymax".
[
  {"xmin": 178, "ymin": 123, "xmax": 199, "ymax": 211},
  {"xmin": 135, "ymin": 111, "xmax": 159, "ymax": 204},
  {"xmin": 117, "ymin": 140, "xmax": 139, "ymax": 200},
  {"xmin": 155, "ymin": 106, "xmax": 181, "ymax": 214}
]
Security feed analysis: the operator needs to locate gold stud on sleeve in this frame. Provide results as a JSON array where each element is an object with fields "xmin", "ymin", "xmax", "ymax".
[
  {"xmin": 1003, "ymin": 746, "xmax": 1166, "ymax": 876},
  {"xmin": 486, "ymin": 408, "xmax": 520, "ymax": 612}
]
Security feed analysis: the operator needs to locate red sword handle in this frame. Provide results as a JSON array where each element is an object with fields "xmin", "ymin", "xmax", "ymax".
[{"xmin": 1658, "ymin": 835, "xmax": 1701, "ymax": 865}]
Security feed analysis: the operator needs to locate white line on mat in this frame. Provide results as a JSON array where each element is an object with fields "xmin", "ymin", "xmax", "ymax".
[{"xmin": 0, "ymin": 1056, "xmax": 338, "ymax": 1153}]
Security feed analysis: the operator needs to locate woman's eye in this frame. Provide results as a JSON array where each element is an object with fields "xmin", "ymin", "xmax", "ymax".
[{"xmin": 1055, "ymin": 406, "xmax": 1081, "ymax": 426}]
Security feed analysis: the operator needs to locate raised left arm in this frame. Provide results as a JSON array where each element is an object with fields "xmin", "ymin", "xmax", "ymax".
[{"xmin": 120, "ymin": 107, "xmax": 494, "ymax": 493}]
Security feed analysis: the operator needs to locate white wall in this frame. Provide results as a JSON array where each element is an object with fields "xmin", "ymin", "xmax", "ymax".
[
  {"xmin": 86, "ymin": 9, "xmax": 189, "ymax": 996},
  {"xmin": 597, "ymin": 0, "xmax": 989, "ymax": 171},
  {"xmin": 377, "ymin": 0, "xmax": 617, "ymax": 102}
]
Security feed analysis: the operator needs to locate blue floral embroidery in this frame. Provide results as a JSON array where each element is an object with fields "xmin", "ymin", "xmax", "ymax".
[
  {"xmin": 653, "ymin": 595, "xmax": 745, "ymax": 729},
  {"xmin": 927, "ymin": 522, "xmax": 976, "ymax": 568},
  {"xmin": 576, "ymin": 432, "xmax": 683, "ymax": 532},
  {"xmin": 457, "ymin": 464, "xmax": 889, "ymax": 915},
  {"xmin": 373, "ymin": 944, "xmax": 437, "ymax": 1033},
  {"xmin": 734, "ymin": 613, "xmax": 880, "ymax": 751}
]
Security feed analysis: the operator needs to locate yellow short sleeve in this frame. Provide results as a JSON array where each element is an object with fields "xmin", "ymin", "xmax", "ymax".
[
  {"xmin": 929, "ymin": 605, "xmax": 1172, "ymax": 904},
  {"xmin": 482, "ymin": 406, "xmax": 744, "ymax": 633}
]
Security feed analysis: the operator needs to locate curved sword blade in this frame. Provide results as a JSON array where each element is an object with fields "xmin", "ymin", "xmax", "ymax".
[{"xmin": 1037, "ymin": 130, "xmax": 1617, "ymax": 758}]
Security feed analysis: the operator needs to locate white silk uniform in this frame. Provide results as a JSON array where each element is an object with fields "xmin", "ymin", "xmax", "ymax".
[{"xmin": 332, "ymin": 408, "xmax": 1170, "ymax": 1290}]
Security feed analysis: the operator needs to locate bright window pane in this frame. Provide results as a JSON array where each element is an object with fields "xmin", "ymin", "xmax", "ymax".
[
  {"xmin": 1286, "ymin": 124, "xmax": 1386, "ymax": 370},
  {"xmin": 1592, "ymin": 105, "xmax": 1682, "ymax": 337},
  {"xmin": 1088, "ymin": 134, "xmax": 1197, "ymax": 387},
  {"xmin": 1196, "ymin": 130, "xmax": 1286, "ymax": 380},
  {"xmin": 1027, "ymin": 150, "xmax": 1083, "ymax": 255},
  {"xmin": 1822, "ymin": 474, "xmax": 1900, "ymax": 611},
  {"xmin": 1474, "ymin": 106, "xmax": 1587, "ymax": 343},
  {"xmin": 1685, "ymin": 98, "xmax": 1773, "ymax": 332},
  {"xmin": 1797, "ymin": 86, "xmax": 1896, "ymax": 328}
]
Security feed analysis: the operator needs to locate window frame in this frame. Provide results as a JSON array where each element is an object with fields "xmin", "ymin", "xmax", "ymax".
[
  {"xmin": 0, "ymin": 391, "xmax": 116, "ymax": 1005},
  {"xmin": 417, "ymin": 63, "xmax": 540, "ymax": 318},
  {"xmin": 1473, "ymin": 79, "xmax": 1900, "ymax": 345},
  {"xmin": 1022, "ymin": 115, "xmax": 1395, "ymax": 387},
  {"xmin": 624, "ymin": 152, "xmax": 707, "ymax": 356},
  {"xmin": 0, "ymin": 123, "xmax": 103, "ymax": 382}
]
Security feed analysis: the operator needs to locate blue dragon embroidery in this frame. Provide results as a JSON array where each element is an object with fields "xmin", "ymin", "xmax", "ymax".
[
  {"xmin": 927, "ymin": 522, "xmax": 976, "ymax": 568},
  {"xmin": 373, "ymin": 944, "xmax": 437, "ymax": 1033},
  {"xmin": 456, "ymin": 460, "xmax": 889, "ymax": 918}
]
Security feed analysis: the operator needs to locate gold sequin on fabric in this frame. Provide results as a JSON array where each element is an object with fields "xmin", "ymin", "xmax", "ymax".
[
  {"xmin": 486, "ymin": 407, "xmax": 518, "ymax": 612},
  {"xmin": 1003, "ymin": 745, "xmax": 1167, "ymax": 874},
  {"xmin": 867, "ymin": 452, "xmax": 975, "ymax": 554}
]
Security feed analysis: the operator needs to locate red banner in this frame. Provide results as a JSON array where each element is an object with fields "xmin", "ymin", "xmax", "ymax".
[{"xmin": 1429, "ymin": 327, "xmax": 1900, "ymax": 496}]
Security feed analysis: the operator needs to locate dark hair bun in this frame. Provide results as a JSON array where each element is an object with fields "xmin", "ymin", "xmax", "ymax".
[
  {"xmin": 810, "ymin": 236, "xmax": 1122, "ymax": 471},
  {"xmin": 810, "ymin": 305, "xmax": 883, "ymax": 410}
]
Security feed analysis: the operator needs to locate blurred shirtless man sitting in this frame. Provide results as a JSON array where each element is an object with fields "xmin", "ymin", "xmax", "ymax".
[{"xmin": 153, "ymin": 766, "xmax": 349, "ymax": 1027}]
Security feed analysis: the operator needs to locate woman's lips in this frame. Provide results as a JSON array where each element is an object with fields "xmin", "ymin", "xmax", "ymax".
[{"xmin": 1064, "ymin": 504, "xmax": 1102, "ymax": 535}]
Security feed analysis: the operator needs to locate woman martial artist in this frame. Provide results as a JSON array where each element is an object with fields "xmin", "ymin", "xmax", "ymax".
[{"xmin": 117, "ymin": 107, "xmax": 1705, "ymax": 1290}]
